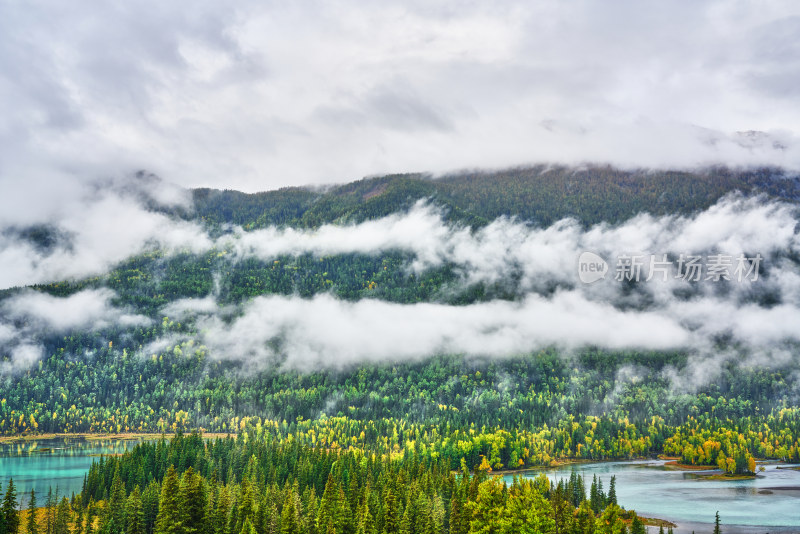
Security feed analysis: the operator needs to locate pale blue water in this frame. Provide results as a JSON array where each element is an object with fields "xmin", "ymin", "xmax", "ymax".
[
  {"xmin": 506, "ymin": 460, "xmax": 800, "ymax": 534},
  {"xmin": 0, "ymin": 437, "xmax": 147, "ymax": 507}
]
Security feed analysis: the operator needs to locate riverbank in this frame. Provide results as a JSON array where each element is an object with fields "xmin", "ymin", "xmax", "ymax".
[
  {"xmin": 661, "ymin": 460, "xmax": 713, "ymax": 471},
  {"xmin": 699, "ymin": 472, "xmax": 757, "ymax": 481},
  {"xmin": 0, "ymin": 431, "xmax": 232, "ymax": 444},
  {"xmin": 640, "ymin": 516, "xmax": 678, "ymax": 529}
]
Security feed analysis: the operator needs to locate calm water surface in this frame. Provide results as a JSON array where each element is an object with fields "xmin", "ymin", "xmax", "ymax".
[
  {"xmin": 506, "ymin": 460, "xmax": 800, "ymax": 533},
  {"xmin": 0, "ymin": 437, "xmax": 148, "ymax": 507}
]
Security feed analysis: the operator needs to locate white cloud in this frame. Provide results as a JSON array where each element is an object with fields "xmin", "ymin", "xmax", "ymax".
[
  {"xmin": 0, "ymin": 288, "xmax": 151, "ymax": 371},
  {"xmin": 171, "ymin": 193, "xmax": 800, "ymax": 370},
  {"xmin": 161, "ymin": 295, "xmax": 223, "ymax": 319},
  {"xmin": 2, "ymin": 288, "xmax": 150, "ymax": 332},
  {"xmin": 218, "ymin": 194, "xmax": 799, "ymax": 301},
  {"xmin": 0, "ymin": 186, "xmax": 211, "ymax": 289},
  {"xmin": 195, "ymin": 292, "xmax": 689, "ymax": 371},
  {"xmin": 1, "ymin": 187, "xmax": 799, "ymax": 375},
  {"xmin": 1, "ymin": 344, "xmax": 43, "ymax": 374}
]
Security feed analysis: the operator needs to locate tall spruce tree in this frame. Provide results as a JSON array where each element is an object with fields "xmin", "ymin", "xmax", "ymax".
[
  {"xmin": 127, "ymin": 486, "xmax": 145, "ymax": 534},
  {"xmin": 155, "ymin": 466, "xmax": 181, "ymax": 534},
  {"xmin": 382, "ymin": 490, "xmax": 400, "ymax": 534},
  {"xmin": 26, "ymin": 490, "xmax": 37, "ymax": 534},
  {"xmin": 2, "ymin": 479, "xmax": 19, "ymax": 534},
  {"xmin": 52, "ymin": 499, "xmax": 69, "ymax": 534},
  {"xmin": 108, "ymin": 466, "xmax": 127, "ymax": 534},
  {"xmin": 630, "ymin": 514, "xmax": 646, "ymax": 534},
  {"xmin": 607, "ymin": 476, "xmax": 617, "ymax": 506},
  {"xmin": 179, "ymin": 468, "xmax": 205, "ymax": 534},
  {"xmin": 279, "ymin": 487, "xmax": 299, "ymax": 534}
]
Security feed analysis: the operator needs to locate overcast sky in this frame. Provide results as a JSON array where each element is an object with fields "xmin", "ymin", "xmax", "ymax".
[{"xmin": 2, "ymin": 0, "xmax": 800, "ymax": 204}]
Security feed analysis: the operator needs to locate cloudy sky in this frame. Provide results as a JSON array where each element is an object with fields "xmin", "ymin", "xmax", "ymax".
[
  {"xmin": 3, "ymin": 1, "xmax": 800, "ymax": 377},
  {"xmin": 2, "ymin": 0, "xmax": 800, "ymax": 206}
]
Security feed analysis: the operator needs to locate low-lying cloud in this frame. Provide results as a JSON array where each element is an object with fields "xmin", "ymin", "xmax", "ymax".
[
  {"xmin": 0, "ymin": 288, "xmax": 149, "ymax": 372},
  {"xmin": 149, "ymin": 193, "xmax": 800, "ymax": 372},
  {"xmin": 2, "ymin": 288, "xmax": 149, "ymax": 331},
  {"xmin": 3, "ymin": 190, "xmax": 800, "ymax": 377},
  {"xmin": 220, "ymin": 194, "xmax": 798, "ymax": 303},
  {"xmin": 182, "ymin": 292, "xmax": 688, "ymax": 371},
  {"xmin": 0, "ymin": 175, "xmax": 210, "ymax": 289}
]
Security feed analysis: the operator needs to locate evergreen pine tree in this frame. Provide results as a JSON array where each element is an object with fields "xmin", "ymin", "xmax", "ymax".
[
  {"xmin": 109, "ymin": 465, "xmax": 127, "ymax": 534},
  {"xmin": 416, "ymin": 493, "xmax": 434, "ymax": 534},
  {"xmin": 155, "ymin": 466, "xmax": 181, "ymax": 534},
  {"xmin": 44, "ymin": 488, "xmax": 55, "ymax": 534},
  {"xmin": 141, "ymin": 481, "xmax": 161, "ymax": 534},
  {"xmin": 213, "ymin": 486, "xmax": 230, "ymax": 534},
  {"xmin": 73, "ymin": 506, "xmax": 84, "ymax": 534},
  {"xmin": 550, "ymin": 482, "xmax": 573, "ymax": 534},
  {"xmin": 399, "ymin": 492, "xmax": 415, "ymax": 534},
  {"xmin": 430, "ymin": 495, "xmax": 445, "ymax": 534},
  {"xmin": 52, "ymin": 499, "xmax": 69, "ymax": 534},
  {"xmin": 607, "ymin": 476, "xmax": 617, "ymax": 506},
  {"xmin": 127, "ymin": 486, "xmax": 145, "ymax": 534},
  {"xmin": 279, "ymin": 487, "xmax": 299, "ymax": 534},
  {"xmin": 2, "ymin": 479, "xmax": 20, "ymax": 534},
  {"xmin": 448, "ymin": 489, "xmax": 464, "ymax": 534},
  {"xmin": 84, "ymin": 500, "xmax": 95, "ymax": 534},
  {"xmin": 574, "ymin": 500, "xmax": 595, "ymax": 534},
  {"xmin": 382, "ymin": 490, "xmax": 400, "ymax": 534},
  {"xmin": 301, "ymin": 486, "xmax": 318, "ymax": 534},
  {"xmin": 597, "ymin": 478, "xmax": 605, "ymax": 509},
  {"xmin": 354, "ymin": 502, "xmax": 375, "ymax": 534},
  {"xmin": 179, "ymin": 468, "xmax": 205, "ymax": 534},
  {"xmin": 317, "ymin": 475, "xmax": 340, "ymax": 534},
  {"xmin": 235, "ymin": 479, "xmax": 256, "ymax": 534},
  {"xmin": 201, "ymin": 484, "xmax": 216, "ymax": 534},
  {"xmin": 26, "ymin": 490, "xmax": 37, "ymax": 534},
  {"xmin": 239, "ymin": 517, "xmax": 256, "ymax": 534},
  {"xmin": 589, "ymin": 476, "xmax": 602, "ymax": 515},
  {"xmin": 334, "ymin": 486, "xmax": 353, "ymax": 534},
  {"xmin": 713, "ymin": 511, "xmax": 722, "ymax": 534},
  {"xmin": 630, "ymin": 515, "xmax": 646, "ymax": 534}
]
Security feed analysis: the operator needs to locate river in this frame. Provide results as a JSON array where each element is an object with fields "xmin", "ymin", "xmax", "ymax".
[{"xmin": 504, "ymin": 460, "xmax": 800, "ymax": 533}]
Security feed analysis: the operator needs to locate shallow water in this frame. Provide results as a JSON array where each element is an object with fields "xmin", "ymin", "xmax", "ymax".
[
  {"xmin": 0, "ymin": 436, "xmax": 148, "ymax": 507},
  {"xmin": 505, "ymin": 460, "xmax": 800, "ymax": 533}
]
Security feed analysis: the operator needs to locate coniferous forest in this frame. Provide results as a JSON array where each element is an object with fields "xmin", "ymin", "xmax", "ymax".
[{"xmin": 2, "ymin": 167, "xmax": 800, "ymax": 533}]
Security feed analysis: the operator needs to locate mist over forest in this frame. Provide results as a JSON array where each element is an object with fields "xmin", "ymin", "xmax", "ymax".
[
  {"xmin": 4, "ymin": 2, "xmax": 800, "ymax": 532},
  {"xmin": 2, "ymin": 167, "xmax": 800, "ymax": 427}
]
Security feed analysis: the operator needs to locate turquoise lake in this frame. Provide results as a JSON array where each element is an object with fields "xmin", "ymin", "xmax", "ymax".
[
  {"xmin": 2, "ymin": 441, "xmax": 799, "ymax": 533},
  {"xmin": 506, "ymin": 460, "xmax": 800, "ymax": 533},
  {"xmin": 0, "ymin": 437, "xmax": 148, "ymax": 507}
]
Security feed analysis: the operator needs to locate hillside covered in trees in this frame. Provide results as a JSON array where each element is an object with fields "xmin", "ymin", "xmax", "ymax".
[
  {"xmin": 2, "ymin": 165, "xmax": 800, "ymax": 532},
  {"xmin": 188, "ymin": 165, "xmax": 800, "ymax": 230}
]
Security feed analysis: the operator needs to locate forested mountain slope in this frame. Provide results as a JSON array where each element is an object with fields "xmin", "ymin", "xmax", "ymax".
[
  {"xmin": 190, "ymin": 165, "xmax": 800, "ymax": 229},
  {"xmin": 2, "ymin": 165, "xmax": 800, "ymax": 479}
]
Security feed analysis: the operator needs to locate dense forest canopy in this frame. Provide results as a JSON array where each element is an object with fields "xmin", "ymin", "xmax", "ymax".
[
  {"xmin": 187, "ymin": 165, "xmax": 800, "ymax": 230},
  {"xmin": 1, "ymin": 165, "xmax": 800, "ymax": 532}
]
